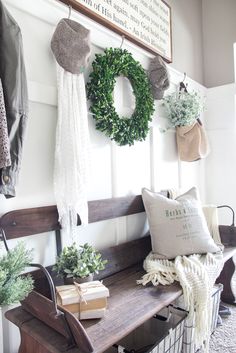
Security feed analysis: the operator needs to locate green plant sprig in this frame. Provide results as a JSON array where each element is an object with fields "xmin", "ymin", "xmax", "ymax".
[
  {"xmin": 53, "ymin": 243, "xmax": 107, "ymax": 279},
  {"xmin": 87, "ymin": 48, "xmax": 155, "ymax": 146},
  {"xmin": 0, "ymin": 242, "xmax": 34, "ymax": 305}
]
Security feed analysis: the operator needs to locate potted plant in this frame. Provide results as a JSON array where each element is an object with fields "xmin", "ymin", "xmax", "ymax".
[
  {"xmin": 0, "ymin": 242, "xmax": 34, "ymax": 353},
  {"xmin": 162, "ymin": 90, "xmax": 203, "ymax": 127},
  {"xmin": 53, "ymin": 243, "xmax": 107, "ymax": 284}
]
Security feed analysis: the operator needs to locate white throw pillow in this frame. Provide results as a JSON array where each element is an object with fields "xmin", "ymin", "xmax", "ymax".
[{"xmin": 142, "ymin": 187, "xmax": 220, "ymax": 259}]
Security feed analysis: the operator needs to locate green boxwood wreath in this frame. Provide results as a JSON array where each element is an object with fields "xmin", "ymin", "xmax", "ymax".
[{"xmin": 87, "ymin": 48, "xmax": 155, "ymax": 146}]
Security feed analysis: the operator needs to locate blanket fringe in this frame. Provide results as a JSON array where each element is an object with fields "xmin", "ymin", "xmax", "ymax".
[{"xmin": 137, "ymin": 251, "xmax": 224, "ymax": 352}]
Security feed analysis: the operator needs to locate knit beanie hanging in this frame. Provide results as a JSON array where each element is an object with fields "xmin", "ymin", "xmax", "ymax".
[
  {"xmin": 148, "ymin": 55, "xmax": 170, "ymax": 100},
  {"xmin": 51, "ymin": 18, "xmax": 90, "ymax": 74}
]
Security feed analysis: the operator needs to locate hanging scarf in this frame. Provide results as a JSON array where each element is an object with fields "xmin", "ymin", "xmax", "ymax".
[
  {"xmin": 51, "ymin": 18, "xmax": 91, "ymax": 229},
  {"xmin": 54, "ymin": 65, "xmax": 90, "ymax": 228}
]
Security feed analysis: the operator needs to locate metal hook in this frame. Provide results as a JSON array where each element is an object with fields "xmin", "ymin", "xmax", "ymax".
[
  {"xmin": 0, "ymin": 227, "xmax": 9, "ymax": 252},
  {"xmin": 68, "ymin": 4, "xmax": 72, "ymax": 19},
  {"xmin": 120, "ymin": 35, "xmax": 125, "ymax": 49},
  {"xmin": 179, "ymin": 72, "xmax": 188, "ymax": 93}
]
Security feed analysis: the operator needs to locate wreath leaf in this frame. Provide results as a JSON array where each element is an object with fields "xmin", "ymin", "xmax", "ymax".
[{"xmin": 87, "ymin": 48, "xmax": 155, "ymax": 146}]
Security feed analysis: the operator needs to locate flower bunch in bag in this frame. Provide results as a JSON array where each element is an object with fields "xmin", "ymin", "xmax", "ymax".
[{"xmin": 163, "ymin": 90, "xmax": 203, "ymax": 127}]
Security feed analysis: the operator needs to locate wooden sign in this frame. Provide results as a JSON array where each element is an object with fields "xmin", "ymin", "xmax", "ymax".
[{"xmin": 60, "ymin": 0, "xmax": 172, "ymax": 62}]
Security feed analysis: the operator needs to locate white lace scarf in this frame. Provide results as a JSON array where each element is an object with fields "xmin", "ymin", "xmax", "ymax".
[
  {"xmin": 137, "ymin": 251, "xmax": 224, "ymax": 352},
  {"xmin": 54, "ymin": 65, "xmax": 90, "ymax": 229}
]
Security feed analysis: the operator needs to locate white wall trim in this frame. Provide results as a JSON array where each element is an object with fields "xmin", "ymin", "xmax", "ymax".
[
  {"xmin": 207, "ymin": 82, "xmax": 236, "ymax": 98},
  {"xmin": 28, "ymin": 70, "xmax": 206, "ymax": 107},
  {"xmin": 205, "ymin": 82, "xmax": 236, "ymax": 131},
  {"xmin": 28, "ymin": 81, "xmax": 57, "ymax": 106}
]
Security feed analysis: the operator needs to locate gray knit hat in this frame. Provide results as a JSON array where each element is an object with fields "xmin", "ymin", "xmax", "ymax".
[
  {"xmin": 148, "ymin": 55, "xmax": 170, "ymax": 100},
  {"xmin": 51, "ymin": 18, "xmax": 91, "ymax": 74}
]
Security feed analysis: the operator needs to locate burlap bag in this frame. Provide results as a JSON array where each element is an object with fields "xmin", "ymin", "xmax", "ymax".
[{"xmin": 176, "ymin": 119, "xmax": 210, "ymax": 162}]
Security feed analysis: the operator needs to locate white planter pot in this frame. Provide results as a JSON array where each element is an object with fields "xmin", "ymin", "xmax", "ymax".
[{"xmin": 0, "ymin": 304, "xmax": 21, "ymax": 353}]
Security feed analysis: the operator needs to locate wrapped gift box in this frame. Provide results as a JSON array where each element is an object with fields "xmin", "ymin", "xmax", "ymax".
[
  {"xmin": 57, "ymin": 297, "xmax": 108, "ymax": 313},
  {"xmin": 56, "ymin": 281, "xmax": 109, "ymax": 319},
  {"xmin": 56, "ymin": 281, "xmax": 109, "ymax": 305}
]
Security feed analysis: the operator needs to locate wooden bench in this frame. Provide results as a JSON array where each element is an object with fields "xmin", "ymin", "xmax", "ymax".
[{"xmin": 1, "ymin": 194, "xmax": 236, "ymax": 353}]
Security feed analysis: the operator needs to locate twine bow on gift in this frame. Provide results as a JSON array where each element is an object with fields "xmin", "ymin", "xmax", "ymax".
[
  {"xmin": 74, "ymin": 281, "xmax": 104, "ymax": 320},
  {"xmin": 74, "ymin": 282, "xmax": 88, "ymax": 305},
  {"xmin": 74, "ymin": 281, "xmax": 104, "ymax": 303}
]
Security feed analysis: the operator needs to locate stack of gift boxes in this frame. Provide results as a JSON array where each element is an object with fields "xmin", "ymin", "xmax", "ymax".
[{"xmin": 56, "ymin": 280, "xmax": 109, "ymax": 320}]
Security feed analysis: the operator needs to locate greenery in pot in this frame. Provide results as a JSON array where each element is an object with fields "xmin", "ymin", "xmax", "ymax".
[
  {"xmin": 0, "ymin": 242, "xmax": 34, "ymax": 306},
  {"xmin": 162, "ymin": 90, "xmax": 203, "ymax": 127},
  {"xmin": 53, "ymin": 243, "xmax": 107, "ymax": 281}
]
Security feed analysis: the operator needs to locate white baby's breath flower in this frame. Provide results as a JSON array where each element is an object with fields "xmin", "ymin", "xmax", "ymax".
[{"xmin": 163, "ymin": 90, "xmax": 204, "ymax": 127}]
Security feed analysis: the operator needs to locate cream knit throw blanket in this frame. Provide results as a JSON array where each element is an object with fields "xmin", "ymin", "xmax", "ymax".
[
  {"xmin": 137, "ymin": 251, "xmax": 223, "ymax": 352},
  {"xmin": 203, "ymin": 205, "xmax": 223, "ymax": 248},
  {"xmin": 54, "ymin": 65, "xmax": 90, "ymax": 228}
]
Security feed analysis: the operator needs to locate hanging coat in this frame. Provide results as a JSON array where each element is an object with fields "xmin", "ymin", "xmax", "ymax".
[
  {"xmin": 0, "ymin": 0, "xmax": 29, "ymax": 197},
  {"xmin": 0, "ymin": 78, "xmax": 11, "ymax": 169}
]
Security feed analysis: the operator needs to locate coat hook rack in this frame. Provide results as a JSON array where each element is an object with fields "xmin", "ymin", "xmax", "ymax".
[
  {"xmin": 120, "ymin": 35, "xmax": 125, "ymax": 49},
  {"xmin": 68, "ymin": 4, "xmax": 72, "ymax": 18},
  {"xmin": 179, "ymin": 72, "xmax": 188, "ymax": 92},
  {"xmin": 0, "ymin": 227, "xmax": 9, "ymax": 252}
]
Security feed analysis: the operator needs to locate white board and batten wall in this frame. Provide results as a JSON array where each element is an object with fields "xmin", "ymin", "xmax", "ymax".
[
  {"xmin": 204, "ymin": 82, "xmax": 236, "ymax": 226},
  {"xmin": 0, "ymin": 0, "xmax": 206, "ymax": 267}
]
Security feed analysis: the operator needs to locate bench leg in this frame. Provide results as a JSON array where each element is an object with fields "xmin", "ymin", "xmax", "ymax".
[{"xmin": 216, "ymin": 257, "xmax": 236, "ymax": 304}]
